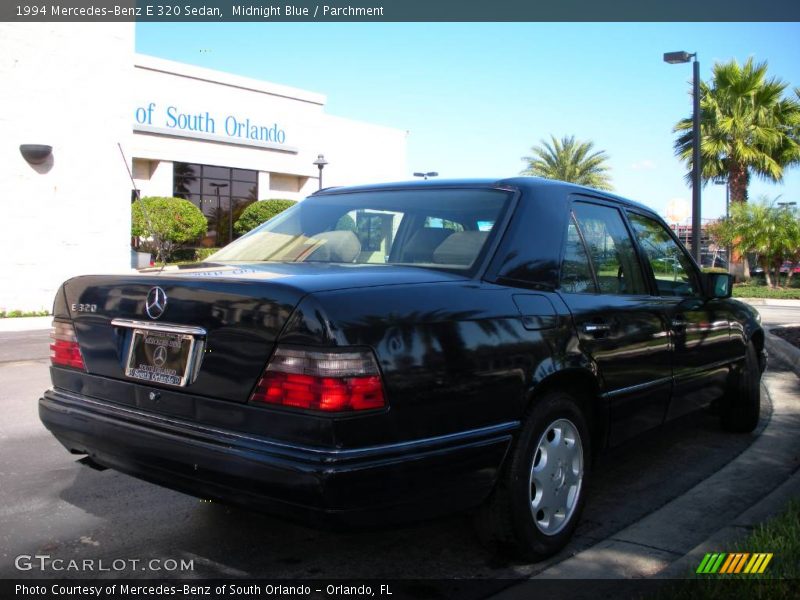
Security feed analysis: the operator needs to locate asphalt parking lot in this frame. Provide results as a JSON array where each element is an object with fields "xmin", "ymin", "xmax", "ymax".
[{"xmin": 3, "ymin": 307, "xmax": 796, "ymax": 587}]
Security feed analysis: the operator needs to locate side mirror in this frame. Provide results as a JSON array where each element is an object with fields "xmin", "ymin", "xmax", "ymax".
[{"xmin": 704, "ymin": 272, "xmax": 733, "ymax": 299}]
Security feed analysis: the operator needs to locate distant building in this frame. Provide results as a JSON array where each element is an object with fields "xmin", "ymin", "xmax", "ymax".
[{"xmin": 669, "ymin": 223, "xmax": 728, "ymax": 268}]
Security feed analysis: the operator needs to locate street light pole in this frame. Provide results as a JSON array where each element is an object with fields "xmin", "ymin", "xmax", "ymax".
[
  {"xmin": 664, "ymin": 50, "xmax": 702, "ymax": 263},
  {"xmin": 313, "ymin": 154, "xmax": 328, "ymax": 190},
  {"xmin": 691, "ymin": 57, "xmax": 702, "ymax": 264}
]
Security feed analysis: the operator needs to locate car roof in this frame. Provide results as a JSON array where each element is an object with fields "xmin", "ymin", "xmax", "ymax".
[{"xmin": 312, "ymin": 176, "xmax": 659, "ymax": 218}]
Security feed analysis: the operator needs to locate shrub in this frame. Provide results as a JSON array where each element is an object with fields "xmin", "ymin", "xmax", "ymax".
[
  {"xmin": 168, "ymin": 248, "xmax": 198, "ymax": 262},
  {"xmin": 702, "ymin": 267, "xmax": 729, "ymax": 274},
  {"xmin": 336, "ymin": 214, "xmax": 357, "ymax": 232},
  {"xmin": 234, "ymin": 199, "xmax": 297, "ymax": 235},
  {"xmin": 195, "ymin": 248, "xmax": 217, "ymax": 262},
  {"xmin": 132, "ymin": 197, "xmax": 207, "ymax": 263}
]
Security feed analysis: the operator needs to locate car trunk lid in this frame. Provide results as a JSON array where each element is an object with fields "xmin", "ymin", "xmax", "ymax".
[{"xmin": 61, "ymin": 271, "xmax": 305, "ymax": 403}]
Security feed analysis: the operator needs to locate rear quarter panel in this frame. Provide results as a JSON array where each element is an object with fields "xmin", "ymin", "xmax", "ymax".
[{"xmin": 279, "ymin": 281, "xmax": 573, "ymax": 448}]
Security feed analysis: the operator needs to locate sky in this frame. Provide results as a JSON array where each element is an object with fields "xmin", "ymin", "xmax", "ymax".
[{"xmin": 136, "ymin": 22, "xmax": 800, "ymax": 223}]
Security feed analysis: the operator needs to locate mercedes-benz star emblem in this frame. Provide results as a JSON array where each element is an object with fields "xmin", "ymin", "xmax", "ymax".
[
  {"xmin": 153, "ymin": 345, "xmax": 168, "ymax": 368},
  {"xmin": 145, "ymin": 286, "xmax": 167, "ymax": 320}
]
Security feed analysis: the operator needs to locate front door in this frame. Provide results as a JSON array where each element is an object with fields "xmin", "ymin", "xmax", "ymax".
[
  {"xmin": 626, "ymin": 211, "xmax": 735, "ymax": 419},
  {"xmin": 560, "ymin": 200, "xmax": 672, "ymax": 446}
]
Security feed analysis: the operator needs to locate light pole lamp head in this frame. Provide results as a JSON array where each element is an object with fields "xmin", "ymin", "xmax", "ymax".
[
  {"xmin": 663, "ymin": 51, "xmax": 695, "ymax": 64},
  {"xmin": 19, "ymin": 144, "xmax": 52, "ymax": 165},
  {"xmin": 313, "ymin": 154, "xmax": 328, "ymax": 170}
]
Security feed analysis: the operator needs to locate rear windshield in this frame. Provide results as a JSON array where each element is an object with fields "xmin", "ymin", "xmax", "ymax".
[{"xmin": 209, "ymin": 188, "xmax": 512, "ymax": 271}]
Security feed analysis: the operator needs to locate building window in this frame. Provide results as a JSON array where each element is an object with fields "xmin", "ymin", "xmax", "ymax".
[{"xmin": 173, "ymin": 162, "xmax": 258, "ymax": 247}]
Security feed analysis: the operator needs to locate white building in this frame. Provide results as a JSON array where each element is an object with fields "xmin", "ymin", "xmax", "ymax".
[{"xmin": 0, "ymin": 24, "xmax": 408, "ymax": 312}]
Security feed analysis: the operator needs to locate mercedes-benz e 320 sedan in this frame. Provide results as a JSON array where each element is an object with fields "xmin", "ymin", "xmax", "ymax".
[{"xmin": 40, "ymin": 178, "xmax": 765, "ymax": 559}]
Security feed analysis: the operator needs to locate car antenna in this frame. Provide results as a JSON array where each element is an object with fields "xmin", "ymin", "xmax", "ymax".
[{"xmin": 117, "ymin": 143, "xmax": 163, "ymax": 272}]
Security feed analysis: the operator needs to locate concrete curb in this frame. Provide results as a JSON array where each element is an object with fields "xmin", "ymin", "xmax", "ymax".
[
  {"xmin": 0, "ymin": 316, "xmax": 52, "ymax": 332},
  {"xmin": 766, "ymin": 330, "xmax": 800, "ymax": 379},
  {"xmin": 492, "ymin": 338, "xmax": 800, "ymax": 593},
  {"xmin": 739, "ymin": 298, "xmax": 800, "ymax": 307},
  {"xmin": 656, "ymin": 468, "xmax": 800, "ymax": 579}
]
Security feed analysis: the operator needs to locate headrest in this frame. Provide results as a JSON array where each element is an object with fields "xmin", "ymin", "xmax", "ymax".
[
  {"xmin": 402, "ymin": 227, "xmax": 455, "ymax": 262},
  {"xmin": 306, "ymin": 230, "xmax": 362, "ymax": 263},
  {"xmin": 432, "ymin": 231, "xmax": 489, "ymax": 266}
]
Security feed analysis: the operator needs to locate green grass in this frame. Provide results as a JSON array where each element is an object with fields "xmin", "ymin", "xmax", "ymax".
[
  {"xmin": 0, "ymin": 309, "xmax": 50, "ymax": 318},
  {"xmin": 733, "ymin": 285, "xmax": 800, "ymax": 300},
  {"xmin": 732, "ymin": 274, "xmax": 800, "ymax": 299},
  {"xmin": 659, "ymin": 500, "xmax": 800, "ymax": 599}
]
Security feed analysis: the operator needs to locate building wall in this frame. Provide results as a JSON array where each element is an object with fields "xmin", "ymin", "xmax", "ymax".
[
  {"xmin": 0, "ymin": 38, "xmax": 407, "ymax": 312},
  {"xmin": 0, "ymin": 23, "xmax": 134, "ymax": 312},
  {"xmin": 130, "ymin": 55, "xmax": 408, "ymax": 202},
  {"xmin": 317, "ymin": 114, "xmax": 408, "ymax": 189}
]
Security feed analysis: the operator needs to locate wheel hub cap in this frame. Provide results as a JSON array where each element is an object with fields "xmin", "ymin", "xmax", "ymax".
[{"xmin": 529, "ymin": 418, "xmax": 584, "ymax": 536}]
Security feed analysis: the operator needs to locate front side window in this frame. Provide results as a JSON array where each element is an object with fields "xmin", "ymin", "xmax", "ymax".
[
  {"xmin": 627, "ymin": 213, "xmax": 699, "ymax": 297},
  {"xmin": 209, "ymin": 188, "xmax": 511, "ymax": 272},
  {"xmin": 571, "ymin": 203, "xmax": 648, "ymax": 295}
]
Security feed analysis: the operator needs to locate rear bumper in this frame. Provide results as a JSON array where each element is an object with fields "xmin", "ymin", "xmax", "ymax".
[{"xmin": 39, "ymin": 388, "xmax": 516, "ymax": 525}]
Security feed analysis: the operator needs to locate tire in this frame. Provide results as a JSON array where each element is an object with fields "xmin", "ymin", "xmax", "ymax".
[
  {"xmin": 721, "ymin": 342, "xmax": 762, "ymax": 433},
  {"xmin": 475, "ymin": 390, "xmax": 591, "ymax": 561}
]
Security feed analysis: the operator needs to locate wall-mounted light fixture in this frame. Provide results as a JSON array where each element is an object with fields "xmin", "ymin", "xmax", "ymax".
[{"xmin": 19, "ymin": 144, "xmax": 52, "ymax": 165}]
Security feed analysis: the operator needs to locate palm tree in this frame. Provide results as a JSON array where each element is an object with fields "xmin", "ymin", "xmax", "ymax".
[
  {"xmin": 521, "ymin": 135, "xmax": 613, "ymax": 191},
  {"xmin": 708, "ymin": 197, "xmax": 800, "ymax": 288},
  {"xmin": 674, "ymin": 58, "xmax": 800, "ymax": 203}
]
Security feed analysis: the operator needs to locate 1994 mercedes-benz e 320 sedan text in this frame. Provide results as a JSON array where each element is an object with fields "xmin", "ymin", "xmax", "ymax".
[{"xmin": 40, "ymin": 178, "xmax": 765, "ymax": 559}]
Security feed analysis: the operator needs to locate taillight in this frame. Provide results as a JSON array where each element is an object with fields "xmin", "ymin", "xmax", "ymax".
[
  {"xmin": 50, "ymin": 321, "xmax": 85, "ymax": 370},
  {"xmin": 250, "ymin": 347, "xmax": 385, "ymax": 412}
]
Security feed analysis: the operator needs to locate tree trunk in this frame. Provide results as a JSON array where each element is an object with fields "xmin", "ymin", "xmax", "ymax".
[
  {"xmin": 728, "ymin": 163, "xmax": 749, "ymax": 204},
  {"xmin": 728, "ymin": 163, "xmax": 749, "ymax": 280},
  {"xmin": 763, "ymin": 261, "xmax": 772, "ymax": 288},
  {"xmin": 769, "ymin": 258, "xmax": 783, "ymax": 289}
]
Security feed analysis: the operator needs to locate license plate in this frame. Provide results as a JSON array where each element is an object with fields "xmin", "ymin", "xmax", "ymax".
[{"xmin": 124, "ymin": 329, "xmax": 199, "ymax": 387}]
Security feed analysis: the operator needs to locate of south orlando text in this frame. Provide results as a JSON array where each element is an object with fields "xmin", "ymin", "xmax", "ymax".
[{"xmin": 16, "ymin": 584, "xmax": 392, "ymax": 596}]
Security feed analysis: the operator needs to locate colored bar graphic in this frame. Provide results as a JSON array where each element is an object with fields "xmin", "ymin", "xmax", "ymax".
[
  {"xmin": 732, "ymin": 553, "xmax": 749, "ymax": 573},
  {"xmin": 696, "ymin": 553, "xmax": 714, "ymax": 573},
  {"xmin": 719, "ymin": 554, "xmax": 736, "ymax": 574},
  {"xmin": 697, "ymin": 553, "xmax": 727, "ymax": 574},
  {"xmin": 711, "ymin": 553, "xmax": 726, "ymax": 574},
  {"xmin": 757, "ymin": 554, "xmax": 773, "ymax": 574},
  {"xmin": 698, "ymin": 552, "xmax": 773, "ymax": 575}
]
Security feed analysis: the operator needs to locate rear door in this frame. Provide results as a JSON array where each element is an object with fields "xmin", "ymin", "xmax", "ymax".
[
  {"xmin": 625, "ymin": 211, "xmax": 736, "ymax": 419},
  {"xmin": 560, "ymin": 199, "xmax": 673, "ymax": 446}
]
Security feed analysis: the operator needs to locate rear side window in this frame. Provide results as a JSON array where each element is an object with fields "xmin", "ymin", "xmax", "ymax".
[
  {"xmin": 565, "ymin": 202, "xmax": 648, "ymax": 295},
  {"xmin": 561, "ymin": 215, "xmax": 597, "ymax": 293},
  {"xmin": 627, "ymin": 212, "xmax": 700, "ymax": 297}
]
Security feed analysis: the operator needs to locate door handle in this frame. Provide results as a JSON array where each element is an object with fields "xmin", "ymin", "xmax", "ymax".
[{"xmin": 583, "ymin": 323, "xmax": 611, "ymax": 334}]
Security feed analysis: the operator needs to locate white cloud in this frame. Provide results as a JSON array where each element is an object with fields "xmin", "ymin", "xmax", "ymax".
[{"xmin": 630, "ymin": 159, "xmax": 656, "ymax": 171}]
